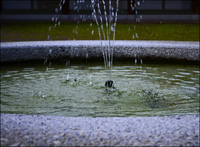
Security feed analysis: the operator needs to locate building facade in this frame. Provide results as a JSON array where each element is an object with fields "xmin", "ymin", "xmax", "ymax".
[{"xmin": 1, "ymin": 0, "xmax": 199, "ymax": 21}]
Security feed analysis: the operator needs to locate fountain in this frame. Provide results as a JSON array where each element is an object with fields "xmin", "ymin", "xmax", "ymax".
[{"xmin": 0, "ymin": 0, "xmax": 199, "ymax": 146}]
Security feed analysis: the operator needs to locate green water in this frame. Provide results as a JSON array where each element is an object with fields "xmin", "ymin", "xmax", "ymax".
[{"xmin": 1, "ymin": 62, "xmax": 199, "ymax": 117}]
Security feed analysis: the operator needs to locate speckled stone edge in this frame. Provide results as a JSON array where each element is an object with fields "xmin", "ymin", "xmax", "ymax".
[
  {"xmin": 1, "ymin": 40, "xmax": 199, "ymax": 62},
  {"xmin": 1, "ymin": 113, "xmax": 199, "ymax": 146}
]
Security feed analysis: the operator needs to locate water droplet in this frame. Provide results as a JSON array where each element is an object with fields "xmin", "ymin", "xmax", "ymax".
[
  {"xmin": 112, "ymin": 12, "xmax": 114, "ymax": 17},
  {"xmin": 137, "ymin": 2, "xmax": 140, "ymax": 5},
  {"xmin": 59, "ymin": 5, "xmax": 62, "ymax": 10},
  {"xmin": 66, "ymin": 60, "xmax": 70, "ymax": 66},
  {"xmin": 135, "ymin": 58, "xmax": 137, "ymax": 64},
  {"xmin": 80, "ymin": 0, "xmax": 85, "ymax": 3},
  {"xmin": 44, "ymin": 58, "xmax": 48, "ymax": 65},
  {"xmin": 55, "ymin": 8, "xmax": 58, "ymax": 13},
  {"xmin": 54, "ymin": 24, "xmax": 57, "ymax": 28},
  {"xmin": 111, "ymin": 26, "xmax": 114, "ymax": 31},
  {"xmin": 135, "ymin": 33, "xmax": 139, "ymax": 38},
  {"xmin": 51, "ymin": 17, "xmax": 54, "ymax": 21},
  {"xmin": 132, "ymin": 34, "xmax": 135, "ymax": 39},
  {"xmin": 66, "ymin": 74, "xmax": 70, "ymax": 80},
  {"xmin": 49, "ymin": 49, "xmax": 52, "ymax": 55},
  {"xmin": 58, "ymin": 21, "xmax": 61, "ymax": 26},
  {"xmin": 55, "ymin": 18, "xmax": 58, "ymax": 22},
  {"xmin": 91, "ymin": 30, "xmax": 94, "ymax": 35}
]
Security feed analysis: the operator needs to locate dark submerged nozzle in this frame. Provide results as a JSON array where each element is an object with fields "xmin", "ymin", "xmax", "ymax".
[{"xmin": 105, "ymin": 80, "xmax": 113, "ymax": 88}]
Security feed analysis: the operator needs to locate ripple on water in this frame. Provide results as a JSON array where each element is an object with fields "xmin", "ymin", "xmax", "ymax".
[
  {"xmin": 0, "ymin": 63, "xmax": 199, "ymax": 117},
  {"xmin": 178, "ymin": 72, "xmax": 191, "ymax": 75}
]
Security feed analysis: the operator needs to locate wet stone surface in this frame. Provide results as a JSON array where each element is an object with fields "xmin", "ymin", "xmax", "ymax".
[{"xmin": 1, "ymin": 114, "xmax": 199, "ymax": 146}]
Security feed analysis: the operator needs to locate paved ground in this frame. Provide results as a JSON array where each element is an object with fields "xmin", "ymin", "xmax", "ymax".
[{"xmin": 1, "ymin": 113, "xmax": 199, "ymax": 146}]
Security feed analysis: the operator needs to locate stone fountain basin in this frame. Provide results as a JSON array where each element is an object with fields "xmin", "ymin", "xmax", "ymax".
[
  {"xmin": 1, "ymin": 40, "xmax": 199, "ymax": 62},
  {"xmin": 1, "ymin": 40, "xmax": 199, "ymax": 146}
]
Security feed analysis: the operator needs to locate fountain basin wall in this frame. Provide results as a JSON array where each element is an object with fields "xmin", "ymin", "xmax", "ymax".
[
  {"xmin": 1, "ymin": 40, "xmax": 199, "ymax": 146},
  {"xmin": 1, "ymin": 40, "xmax": 199, "ymax": 62}
]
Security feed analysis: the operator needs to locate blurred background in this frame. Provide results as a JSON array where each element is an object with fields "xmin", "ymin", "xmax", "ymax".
[
  {"xmin": 1, "ymin": 0, "xmax": 199, "ymax": 42},
  {"xmin": 1, "ymin": 0, "xmax": 199, "ymax": 21}
]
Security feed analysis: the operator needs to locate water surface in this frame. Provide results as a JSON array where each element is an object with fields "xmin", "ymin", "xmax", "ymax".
[{"xmin": 1, "ymin": 62, "xmax": 199, "ymax": 117}]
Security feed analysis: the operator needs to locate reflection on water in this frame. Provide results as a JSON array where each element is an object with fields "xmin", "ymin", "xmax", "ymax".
[{"xmin": 1, "ymin": 62, "xmax": 199, "ymax": 117}]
